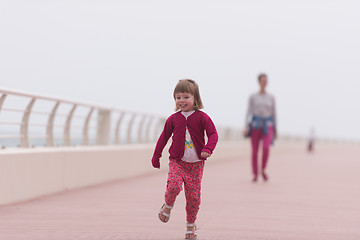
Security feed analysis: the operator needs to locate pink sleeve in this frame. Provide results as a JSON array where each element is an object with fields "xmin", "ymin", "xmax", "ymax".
[
  {"xmin": 151, "ymin": 116, "xmax": 173, "ymax": 168},
  {"xmin": 201, "ymin": 114, "xmax": 218, "ymax": 154}
]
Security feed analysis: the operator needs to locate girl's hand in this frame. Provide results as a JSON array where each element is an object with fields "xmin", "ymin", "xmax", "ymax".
[
  {"xmin": 152, "ymin": 158, "xmax": 160, "ymax": 169},
  {"xmin": 201, "ymin": 151, "xmax": 211, "ymax": 158}
]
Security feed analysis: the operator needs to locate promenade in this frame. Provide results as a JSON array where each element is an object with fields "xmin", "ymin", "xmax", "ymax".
[{"xmin": 0, "ymin": 141, "xmax": 359, "ymax": 240}]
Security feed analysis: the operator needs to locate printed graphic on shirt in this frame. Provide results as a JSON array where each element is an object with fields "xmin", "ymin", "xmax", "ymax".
[{"xmin": 185, "ymin": 127, "xmax": 194, "ymax": 149}]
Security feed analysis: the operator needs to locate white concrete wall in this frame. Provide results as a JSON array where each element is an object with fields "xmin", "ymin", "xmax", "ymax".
[{"xmin": 0, "ymin": 141, "xmax": 247, "ymax": 206}]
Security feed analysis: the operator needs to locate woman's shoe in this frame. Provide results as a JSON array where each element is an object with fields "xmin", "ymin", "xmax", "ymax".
[
  {"xmin": 158, "ymin": 203, "xmax": 173, "ymax": 223},
  {"xmin": 252, "ymin": 175, "xmax": 258, "ymax": 182},
  {"xmin": 261, "ymin": 171, "xmax": 268, "ymax": 181},
  {"xmin": 185, "ymin": 223, "xmax": 197, "ymax": 239}
]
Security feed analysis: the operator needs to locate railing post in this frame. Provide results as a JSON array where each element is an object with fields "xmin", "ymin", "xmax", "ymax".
[
  {"xmin": 218, "ymin": 127, "xmax": 225, "ymax": 141},
  {"xmin": 137, "ymin": 115, "xmax": 147, "ymax": 144},
  {"xmin": 0, "ymin": 94, "xmax": 7, "ymax": 114},
  {"xmin": 64, "ymin": 104, "xmax": 77, "ymax": 146},
  {"xmin": 144, "ymin": 117, "xmax": 154, "ymax": 143},
  {"xmin": 20, "ymin": 98, "xmax": 36, "ymax": 147},
  {"xmin": 114, "ymin": 112, "xmax": 125, "ymax": 145},
  {"xmin": 153, "ymin": 118, "xmax": 165, "ymax": 142},
  {"xmin": 0, "ymin": 94, "xmax": 6, "ymax": 148},
  {"xmin": 97, "ymin": 109, "xmax": 111, "ymax": 145},
  {"xmin": 46, "ymin": 101, "xmax": 60, "ymax": 147},
  {"xmin": 224, "ymin": 128, "xmax": 231, "ymax": 141},
  {"xmin": 82, "ymin": 107, "xmax": 94, "ymax": 146},
  {"xmin": 127, "ymin": 114, "xmax": 137, "ymax": 144}
]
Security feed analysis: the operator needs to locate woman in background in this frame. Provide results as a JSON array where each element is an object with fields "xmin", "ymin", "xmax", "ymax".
[{"xmin": 244, "ymin": 73, "xmax": 277, "ymax": 182}]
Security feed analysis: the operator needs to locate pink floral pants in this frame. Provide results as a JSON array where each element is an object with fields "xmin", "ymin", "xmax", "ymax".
[{"xmin": 165, "ymin": 159, "xmax": 205, "ymax": 223}]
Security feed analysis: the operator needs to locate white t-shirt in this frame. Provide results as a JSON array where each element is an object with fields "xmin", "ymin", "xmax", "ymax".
[
  {"xmin": 181, "ymin": 111, "xmax": 201, "ymax": 163},
  {"xmin": 245, "ymin": 92, "xmax": 276, "ymax": 127}
]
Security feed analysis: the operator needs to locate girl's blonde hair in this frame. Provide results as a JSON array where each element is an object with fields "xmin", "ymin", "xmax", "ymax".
[{"xmin": 173, "ymin": 79, "xmax": 204, "ymax": 111}]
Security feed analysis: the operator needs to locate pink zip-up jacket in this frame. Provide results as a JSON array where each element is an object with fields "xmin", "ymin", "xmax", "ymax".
[{"xmin": 151, "ymin": 110, "xmax": 218, "ymax": 169}]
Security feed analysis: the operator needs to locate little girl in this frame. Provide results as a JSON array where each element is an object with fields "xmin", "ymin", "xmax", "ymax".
[{"xmin": 152, "ymin": 79, "xmax": 218, "ymax": 239}]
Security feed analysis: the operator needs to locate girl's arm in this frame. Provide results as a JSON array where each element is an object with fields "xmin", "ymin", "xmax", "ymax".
[
  {"xmin": 151, "ymin": 117, "xmax": 173, "ymax": 168},
  {"xmin": 201, "ymin": 114, "xmax": 218, "ymax": 156}
]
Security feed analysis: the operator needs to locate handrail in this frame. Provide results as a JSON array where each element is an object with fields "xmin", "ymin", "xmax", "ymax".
[
  {"xmin": 0, "ymin": 87, "xmax": 164, "ymax": 117},
  {"xmin": 0, "ymin": 87, "xmax": 241, "ymax": 148}
]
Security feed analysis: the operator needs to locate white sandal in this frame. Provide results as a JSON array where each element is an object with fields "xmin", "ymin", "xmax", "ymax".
[
  {"xmin": 158, "ymin": 203, "xmax": 173, "ymax": 223},
  {"xmin": 185, "ymin": 223, "xmax": 197, "ymax": 239}
]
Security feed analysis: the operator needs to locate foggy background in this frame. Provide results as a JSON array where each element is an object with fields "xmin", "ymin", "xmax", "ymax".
[{"xmin": 1, "ymin": 0, "xmax": 359, "ymax": 141}]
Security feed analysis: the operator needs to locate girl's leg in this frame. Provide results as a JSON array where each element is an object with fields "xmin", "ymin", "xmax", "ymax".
[
  {"xmin": 251, "ymin": 128, "xmax": 262, "ymax": 179},
  {"xmin": 183, "ymin": 161, "xmax": 205, "ymax": 224},
  {"xmin": 261, "ymin": 126, "xmax": 273, "ymax": 176},
  {"xmin": 164, "ymin": 160, "xmax": 184, "ymax": 206},
  {"xmin": 159, "ymin": 160, "xmax": 184, "ymax": 222}
]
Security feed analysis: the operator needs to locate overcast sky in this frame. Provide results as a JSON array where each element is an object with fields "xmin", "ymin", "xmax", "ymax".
[{"xmin": 1, "ymin": 0, "xmax": 359, "ymax": 141}]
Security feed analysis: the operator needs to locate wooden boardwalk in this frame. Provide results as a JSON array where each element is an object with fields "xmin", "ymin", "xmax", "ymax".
[{"xmin": 0, "ymin": 142, "xmax": 359, "ymax": 240}]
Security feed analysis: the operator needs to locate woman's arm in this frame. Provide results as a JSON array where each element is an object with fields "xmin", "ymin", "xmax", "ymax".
[
  {"xmin": 245, "ymin": 95, "xmax": 253, "ymax": 125},
  {"xmin": 243, "ymin": 95, "xmax": 253, "ymax": 136},
  {"xmin": 272, "ymin": 96, "xmax": 277, "ymax": 138}
]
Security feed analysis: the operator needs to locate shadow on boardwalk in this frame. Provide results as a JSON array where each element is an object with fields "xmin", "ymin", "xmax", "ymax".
[{"xmin": 0, "ymin": 142, "xmax": 359, "ymax": 240}]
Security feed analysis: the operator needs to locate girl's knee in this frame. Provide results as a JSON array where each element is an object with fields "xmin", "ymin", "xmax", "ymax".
[{"xmin": 166, "ymin": 181, "xmax": 182, "ymax": 194}]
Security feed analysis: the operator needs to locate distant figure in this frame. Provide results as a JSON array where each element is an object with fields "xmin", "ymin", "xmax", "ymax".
[
  {"xmin": 152, "ymin": 79, "xmax": 218, "ymax": 239},
  {"xmin": 308, "ymin": 128, "xmax": 315, "ymax": 153},
  {"xmin": 243, "ymin": 73, "xmax": 277, "ymax": 182}
]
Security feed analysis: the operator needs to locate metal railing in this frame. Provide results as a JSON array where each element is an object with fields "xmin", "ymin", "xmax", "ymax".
[
  {"xmin": 0, "ymin": 88, "xmax": 168, "ymax": 148},
  {"xmin": 0, "ymin": 88, "xmax": 241, "ymax": 148}
]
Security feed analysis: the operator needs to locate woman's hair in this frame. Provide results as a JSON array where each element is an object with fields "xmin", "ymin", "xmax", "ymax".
[
  {"xmin": 173, "ymin": 79, "xmax": 204, "ymax": 111},
  {"xmin": 258, "ymin": 73, "xmax": 267, "ymax": 82}
]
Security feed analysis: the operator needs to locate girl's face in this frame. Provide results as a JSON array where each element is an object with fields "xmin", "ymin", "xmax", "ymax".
[{"xmin": 175, "ymin": 92, "xmax": 195, "ymax": 112}]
